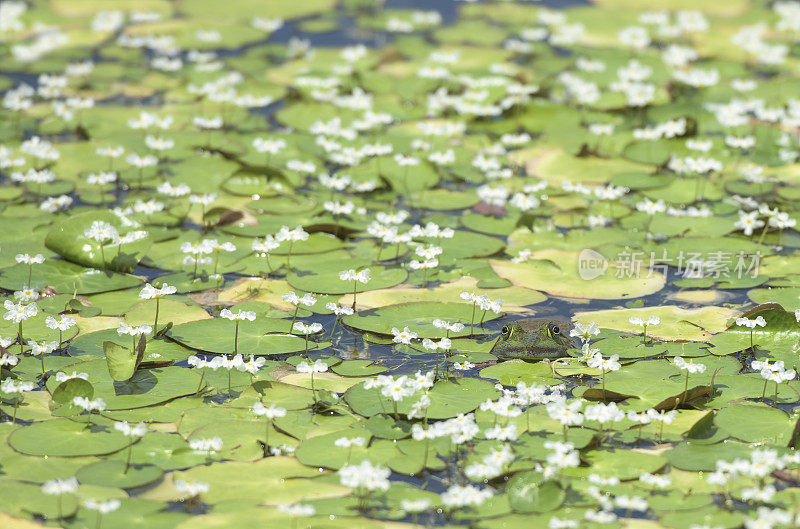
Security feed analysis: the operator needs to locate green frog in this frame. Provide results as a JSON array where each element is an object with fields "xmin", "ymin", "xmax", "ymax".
[{"xmin": 490, "ymin": 319, "xmax": 576, "ymax": 360}]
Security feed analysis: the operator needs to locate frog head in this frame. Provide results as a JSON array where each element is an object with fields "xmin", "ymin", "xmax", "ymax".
[{"xmin": 490, "ymin": 318, "xmax": 576, "ymax": 361}]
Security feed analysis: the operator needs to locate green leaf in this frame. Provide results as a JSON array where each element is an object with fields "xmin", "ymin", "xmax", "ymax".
[
  {"xmin": 506, "ymin": 472, "xmax": 564, "ymax": 514},
  {"xmin": 8, "ymin": 418, "xmax": 130, "ymax": 457},
  {"xmin": 52, "ymin": 377, "xmax": 94, "ymax": 405},
  {"xmin": 104, "ymin": 340, "xmax": 138, "ymax": 382}
]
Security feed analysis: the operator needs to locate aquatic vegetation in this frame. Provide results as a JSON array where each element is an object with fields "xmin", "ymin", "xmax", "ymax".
[{"xmin": 3, "ymin": 0, "xmax": 800, "ymax": 528}]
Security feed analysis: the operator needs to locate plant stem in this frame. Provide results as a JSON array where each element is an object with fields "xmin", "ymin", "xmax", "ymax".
[
  {"xmin": 601, "ymin": 369, "xmax": 606, "ymax": 401},
  {"xmin": 125, "ymin": 442, "xmax": 133, "ymax": 473},
  {"xmin": 757, "ymin": 221, "xmax": 770, "ymax": 244},
  {"xmin": 683, "ymin": 371, "xmax": 689, "ymax": 403},
  {"xmin": 470, "ymin": 301, "xmax": 476, "ymax": 327},
  {"xmin": 329, "ymin": 316, "xmax": 339, "ymax": 341},
  {"xmin": 233, "ymin": 321, "xmax": 240, "ymax": 356},
  {"xmin": 197, "ymin": 368, "xmax": 206, "ymax": 392},
  {"xmin": 153, "ymin": 298, "xmax": 160, "ymax": 334}
]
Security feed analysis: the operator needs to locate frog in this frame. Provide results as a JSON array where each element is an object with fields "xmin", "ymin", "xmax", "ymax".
[{"xmin": 490, "ymin": 319, "xmax": 576, "ymax": 360}]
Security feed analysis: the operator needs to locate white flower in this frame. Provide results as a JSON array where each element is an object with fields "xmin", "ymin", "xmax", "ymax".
[
  {"xmin": 139, "ymin": 283, "xmax": 177, "ymax": 299},
  {"xmin": 15, "ymin": 253, "xmax": 45, "ymax": 264},
  {"xmin": 193, "ymin": 116, "xmax": 222, "ymax": 129},
  {"xmin": 432, "ymin": 319, "xmax": 465, "ymax": 333},
  {"xmin": 635, "ymin": 198, "xmax": 666, "ymax": 215},
  {"xmin": 485, "ymin": 422, "xmax": 518, "ymax": 441},
  {"xmin": 45, "ymin": 315, "xmax": 77, "ymax": 331},
  {"xmin": 391, "ymin": 326, "xmax": 418, "ymax": 344},
  {"xmin": 252, "ymin": 402, "xmax": 286, "ymax": 419},
  {"xmin": 735, "ymin": 211, "xmax": 765, "ymax": 236},
  {"xmin": 55, "ymin": 371, "xmax": 87, "ymax": 382},
  {"xmin": 586, "ymin": 353, "xmax": 620, "ymax": 372},
  {"xmin": 114, "ymin": 421, "xmax": 147, "ymax": 437},
  {"xmin": 252, "ymin": 137, "xmax": 286, "ymax": 153},
  {"xmin": 73, "ymin": 396, "xmax": 106, "ymax": 412},
  {"xmin": 3, "ymin": 300, "xmax": 38, "ymax": 323},
  {"xmin": 646, "ymin": 408, "xmax": 677, "ymax": 424},
  {"xmin": 338, "ymin": 460, "xmax": 390, "ymax": 491},
  {"xmin": 190, "ymin": 193, "xmax": 217, "ymax": 206},
  {"xmin": 584, "ymin": 402, "xmax": 625, "ymax": 425},
  {"xmin": 293, "ymin": 322, "xmax": 323, "ymax": 334},
  {"xmin": 570, "ymin": 321, "xmax": 600, "ymax": 342},
  {"xmin": 640, "ymin": 472, "xmax": 671, "ymax": 488},
  {"xmin": 14, "ymin": 286, "xmax": 39, "ymax": 303},
  {"xmin": 238, "ymin": 355, "xmax": 266, "ymax": 374},
  {"xmin": 453, "ymin": 361, "xmax": 475, "ymax": 370},
  {"xmin": 282, "ymin": 292, "xmax": 317, "ymax": 307},
  {"xmin": 278, "ymin": 503, "xmax": 315, "ymax": 516},
  {"xmin": 0, "ymin": 352, "xmax": 19, "ymax": 367},
  {"xmin": 408, "ymin": 371, "xmax": 435, "ymax": 391},
  {"xmin": 339, "ymin": 269, "xmax": 371, "ymax": 283},
  {"xmin": 326, "ymin": 303, "xmax": 354, "ymax": 316},
  {"xmin": 407, "ymin": 394, "xmax": 431, "ymax": 419},
  {"xmin": 629, "ymin": 315, "xmax": 661, "ymax": 327},
  {"xmin": 296, "ymin": 360, "xmax": 328, "ymax": 374},
  {"xmin": 189, "ymin": 437, "xmax": 223, "ymax": 454},
  {"xmin": 736, "ymin": 316, "xmax": 766, "ymax": 329},
  {"xmin": 400, "ymin": 498, "xmax": 431, "ymax": 513},
  {"xmin": 252, "ymin": 236, "xmax": 280, "ymax": 254},
  {"xmin": 334, "ymin": 437, "xmax": 366, "ymax": 448},
  {"xmin": 175, "ymin": 479, "xmax": 209, "ymax": 497},
  {"xmin": 441, "ymin": 484, "xmax": 494, "ymax": 508},
  {"xmin": 1, "ymin": 379, "xmax": 34, "ymax": 394},
  {"xmin": 381, "ymin": 376, "xmax": 415, "ymax": 402},
  {"xmin": 117, "ymin": 322, "xmax": 152, "ymax": 337},
  {"xmin": 275, "ymin": 225, "xmax": 309, "ymax": 242},
  {"xmin": 219, "ymin": 308, "xmax": 256, "ymax": 321},
  {"xmin": 42, "ymin": 477, "xmax": 78, "ymax": 495},
  {"xmin": 27, "ymin": 340, "xmax": 58, "ymax": 356},
  {"xmin": 126, "ymin": 153, "xmax": 158, "ymax": 168},
  {"xmin": 674, "ymin": 356, "xmax": 706, "ymax": 374},
  {"xmin": 84, "ymin": 498, "xmax": 121, "ymax": 513},
  {"xmin": 422, "ymin": 337, "xmax": 451, "ymax": 351},
  {"xmin": 546, "ymin": 399, "xmax": 584, "ymax": 426},
  {"xmin": 549, "ymin": 517, "xmax": 579, "ymax": 529}
]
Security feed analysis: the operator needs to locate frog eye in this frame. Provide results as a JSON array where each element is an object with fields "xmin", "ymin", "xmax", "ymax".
[
  {"xmin": 500, "ymin": 326, "xmax": 510, "ymax": 338},
  {"xmin": 546, "ymin": 324, "xmax": 561, "ymax": 338}
]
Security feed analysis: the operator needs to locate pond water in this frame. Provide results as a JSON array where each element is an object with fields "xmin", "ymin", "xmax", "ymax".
[{"xmin": 2, "ymin": 0, "xmax": 800, "ymax": 528}]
